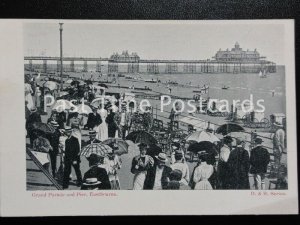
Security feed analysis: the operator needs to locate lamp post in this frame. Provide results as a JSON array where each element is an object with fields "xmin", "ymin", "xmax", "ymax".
[{"xmin": 59, "ymin": 23, "xmax": 63, "ymax": 90}]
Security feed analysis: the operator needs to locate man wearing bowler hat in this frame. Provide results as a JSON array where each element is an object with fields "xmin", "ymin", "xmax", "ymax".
[
  {"xmin": 227, "ymin": 138, "xmax": 250, "ymax": 189},
  {"xmin": 143, "ymin": 153, "xmax": 172, "ymax": 190},
  {"xmin": 250, "ymin": 138, "xmax": 270, "ymax": 190},
  {"xmin": 62, "ymin": 126, "xmax": 82, "ymax": 189}
]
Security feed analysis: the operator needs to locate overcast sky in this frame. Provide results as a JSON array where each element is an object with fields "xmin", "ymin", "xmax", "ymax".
[{"xmin": 23, "ymin": 21, "xmax": 286, "ymax": 64}]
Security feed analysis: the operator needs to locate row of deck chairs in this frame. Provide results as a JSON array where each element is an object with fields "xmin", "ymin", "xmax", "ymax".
[{"xmin": 149, "ymin": 119, "xmax": 191, "ymax": 156}]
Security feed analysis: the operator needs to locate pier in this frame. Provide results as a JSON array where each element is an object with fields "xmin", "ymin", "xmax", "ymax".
[{"xmin": 24, "ymin": 43, "xmax": 276, "ymax": 74}]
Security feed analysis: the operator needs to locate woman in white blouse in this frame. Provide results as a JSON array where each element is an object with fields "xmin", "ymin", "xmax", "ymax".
[{"xmin": 193, "ymin": 151, "xmax": 214, "ymax": 190}]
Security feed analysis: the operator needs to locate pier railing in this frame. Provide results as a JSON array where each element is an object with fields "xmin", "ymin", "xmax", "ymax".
[{"xmin": 26, "ymin": 147, "xmax": 63, "ymax": 190}]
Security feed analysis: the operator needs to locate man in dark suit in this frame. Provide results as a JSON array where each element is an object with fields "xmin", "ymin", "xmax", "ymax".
[
  {"xmin": 81, "ymin": 154, "xmax": 111, "ymax": 190},
  {"xmin": 85, "ymin": 107, "xmax": 102, "ymax": 130},
  {"xmin": 143, "ymin": 153, "xmax": 172, "ymax": 190},
  {"xmin": 250, "ymin": 138, "xmax": 270, "ymax": 190},
  {"xmin": 62, "ymin": 126, "xmax": 82, "ymax": 189},
  {"xmin": 227, "ymin": 138, "xmax": 250, "ymax": 189},
  {"xmin": 47, "ymin": 121, "xmax": 61, "ymax": 178}
]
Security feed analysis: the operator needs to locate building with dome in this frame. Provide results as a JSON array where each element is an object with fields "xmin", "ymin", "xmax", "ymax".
[
  {"xmin": 213, "ymin": 42, "xmax": 264, "ymax": 62},
  {"xmin": 109, "ymin": 50, "xmax": 140, "ymax": 62}
]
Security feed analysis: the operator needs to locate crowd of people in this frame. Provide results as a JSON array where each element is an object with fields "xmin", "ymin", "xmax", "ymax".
[{"xmin": 25, "ymin": 73, "xmax": 288, "ymax": 190}]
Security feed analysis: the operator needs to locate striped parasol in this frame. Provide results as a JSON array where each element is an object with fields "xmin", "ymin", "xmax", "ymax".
[{"xmin": 80, "ymin": 143, "xmax": 112, "ymax": 158}]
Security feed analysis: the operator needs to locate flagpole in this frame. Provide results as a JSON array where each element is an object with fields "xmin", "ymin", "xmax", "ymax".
[{"xmin": 59, "ymin": 23, "xmax": 64, "ymax": 91}]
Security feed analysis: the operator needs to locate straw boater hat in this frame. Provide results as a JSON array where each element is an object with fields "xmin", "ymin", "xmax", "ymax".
[
  {"xmin": 30, "ymin": 107, "xmax": 37, "ymax": 112},
  {"xmin": 50, "ymin": 121, "xmax": 59, "ymax": 127},
  {"xmin": 172, "ymin": 138, "xmax": 181, "ymax": 143},
  {"xmin": 273, "ymin": 122, "xmax": 284, "ymax": 128},
  {"xmin": 89, "ymin": 130, "xmax": 97, "ymax": 136},
  {"xmin": 155, "ymin": 153, "xmax": 168, "ymax": 163},
  {"xmin": 197, "ymin": 150, "xmax": 208, "ymax": 156},
  {"xmin": 82, "ymin": 178, "xmax": 101, "ymax": 186},
  {"xmin": 64, "ymin": 126, "xmax": 72, "ymax": 133}
]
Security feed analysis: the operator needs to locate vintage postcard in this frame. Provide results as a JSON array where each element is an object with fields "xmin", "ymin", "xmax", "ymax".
[{"xmin": 0, "ymin": 19, "xmax": 298, "ymax": 216}]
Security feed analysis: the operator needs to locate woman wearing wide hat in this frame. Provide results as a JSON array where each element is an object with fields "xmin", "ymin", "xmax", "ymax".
[
  {"xmin": 85, "ymin": 106, "xmax": 102, "ymax": 130},
  {"xmin": 95, "ymin": 105, "xmax": 109, "ymax": 141},
  {"xmin": 131, "ymin": 143, "xmax": 154, "ymax": 190}
]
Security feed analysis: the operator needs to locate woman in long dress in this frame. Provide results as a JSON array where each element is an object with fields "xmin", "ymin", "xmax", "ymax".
[
  {"xmin": 131, "ymin": 143, "xmax": 154, "ymax": 190},
  {"xmin": 193, "ymin": 152, "xmax": 214, "ymax": 190},
  {"xmin": 106, "ymin": 150, "xmax": 122, "ymax": 189},
  {"xmin": 25, "ymin": 82, "xmax": 34, "ymax": 110},
  {"xmin": 35, "ymin": 86, "xmax": 42, "ymax": 109},
  {"xmin": 95, "ymin": 107, "xmax": 108, "ymax": 141}
]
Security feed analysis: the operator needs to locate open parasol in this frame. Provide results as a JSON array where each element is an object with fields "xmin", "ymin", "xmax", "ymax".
[
  {"xmin": 80, "ymin": 143, "xmax": 112, "ymax": 158},
  {"xmin": 65, "ymin": 79, "xmax": 74, "ymax": 84},
  {"xmin": 126, "ymin": 130, "xmax": 157, "ymax": 145},
  {"xmin": 59, "ymin": 91, "xmax": 69, "ymax": 98},
  {"xmin": 52, "ymin": 99, "xmax": 74, "ymax": 111},
  {"xmin": 216, "ymin": 123, "xmax": 245, "ymax": 135},
  {"xmin": 44, "ymin": 81, "xmax": 58, "ymax": 91},
  {"xmin": 186, "ymin": 130, "xmax": 220, "ymax": 143},
  {"xmin": 77, "ymin": 104, "xmax": 93, "ymax": 115},
  {"xmin": 102, "ymin": 138, "xmax": 129, "ymax": 156}
]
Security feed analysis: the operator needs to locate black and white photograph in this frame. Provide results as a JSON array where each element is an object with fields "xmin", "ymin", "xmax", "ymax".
[{"xmin": 23, "ymin": 21, "xmax": 289, "ymax": 191}]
